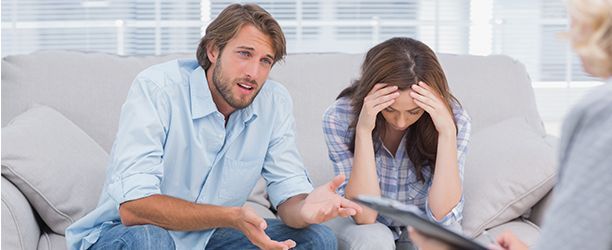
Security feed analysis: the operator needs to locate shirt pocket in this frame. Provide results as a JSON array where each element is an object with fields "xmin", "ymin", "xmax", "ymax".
[{"xmin": 218, "ymin": 156, "xmax": 264, "ymax": 202}]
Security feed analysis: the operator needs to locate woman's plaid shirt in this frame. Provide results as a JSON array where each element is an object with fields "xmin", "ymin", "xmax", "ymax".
[{"xmin": 322, "ymin": 96, "xmax": 471, "ymax": 228}]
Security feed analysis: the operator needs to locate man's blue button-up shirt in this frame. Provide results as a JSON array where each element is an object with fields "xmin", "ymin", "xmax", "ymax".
[{"xmin": 65, "ymin": 59, "xmax": 314, "ymax": 250}]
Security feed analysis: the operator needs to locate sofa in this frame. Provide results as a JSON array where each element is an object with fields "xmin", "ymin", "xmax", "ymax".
[{"xmin": 2, "ymin": 50, "xmax": 558, "ymax": 250}]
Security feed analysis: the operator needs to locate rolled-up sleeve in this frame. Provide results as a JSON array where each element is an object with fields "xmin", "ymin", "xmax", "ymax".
[
  {"xmin": 106, "ymin": 77, "xmax": 170, "ymax": 205},
  {"xmin": 425, "ymin": 195, "xmax": 464, "ymax": 227},
  {"xmin": 425, "ymin": 105, "xmax": 471, "ymax": 227},
  {"xmin": 322, "ymin": 103, "xmax": 354, "ymax": 197},
  {"xmin": 262, "ymin": 92, "xmax": 313, "ymax": 209}
]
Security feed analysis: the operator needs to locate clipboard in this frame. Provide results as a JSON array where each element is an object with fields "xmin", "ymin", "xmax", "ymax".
[{"xmin": 354, "ymin": 195, "xmax": 488, "ymax": 250}]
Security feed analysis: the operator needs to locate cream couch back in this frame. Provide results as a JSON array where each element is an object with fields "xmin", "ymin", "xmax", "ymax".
[
  {"xmin": 2, "ymin": 51, "xmax": 544, "ymax": 186},
  {"xmin": 2, "ymin": 51, "xmax": 555, "ymax": 247}
]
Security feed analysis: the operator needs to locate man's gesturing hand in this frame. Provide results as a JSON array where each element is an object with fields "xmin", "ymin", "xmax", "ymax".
[
  {"xmin": 232, "ymin": 206, "xmax": 296, "ymax": 250},
  {"xmin": 300, "ymin": 174, "xmax": 363, "ymax": 224}
]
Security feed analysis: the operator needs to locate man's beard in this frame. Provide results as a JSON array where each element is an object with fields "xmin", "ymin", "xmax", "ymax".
[{"xmin": 211, "ymin": 58, "xmax": 260, "ymax": 109}]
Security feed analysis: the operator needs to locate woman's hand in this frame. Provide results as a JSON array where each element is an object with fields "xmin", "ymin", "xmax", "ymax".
[
  {"xmin": 496, "ymin": 231, "xmax": 529, "ymax": 250},
  {"xmin": 408, "ymin": 227, "xmax": 453, "ymax": 250},
  {"xmin": 410, "ymin": 81, "xmax": 456, "ymax": 136},
  {"xmin": 356, "ymin": 83, "xmax": 400, "ymax": 133}
]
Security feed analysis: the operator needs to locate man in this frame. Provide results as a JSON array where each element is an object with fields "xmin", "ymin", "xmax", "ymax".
[{"xmin": 65, "ymin": 3, "xmax": 361, "ymax": 250}]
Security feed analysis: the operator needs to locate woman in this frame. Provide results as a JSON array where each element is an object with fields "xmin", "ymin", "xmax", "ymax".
[
  {"xmin": 322, "ymin": 37, "xmax": 470, "ymax": 249},
  {"xmin": 410, "ymin": 0, "xmax": 612, "ymax": 249},
  {"xmin": 494, "ymin": 0, "xmax": 612, "ymax": 249}
]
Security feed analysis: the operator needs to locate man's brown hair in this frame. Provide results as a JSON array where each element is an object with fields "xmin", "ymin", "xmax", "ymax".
[{"xmin": 196, "ymin": 3, "xmax": 286, "ymax": 70}]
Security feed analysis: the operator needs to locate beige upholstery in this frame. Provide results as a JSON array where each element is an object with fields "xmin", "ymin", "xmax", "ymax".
[{"xmin": 1, "ymin": 51, "xmax": 556, "ymax": 249}]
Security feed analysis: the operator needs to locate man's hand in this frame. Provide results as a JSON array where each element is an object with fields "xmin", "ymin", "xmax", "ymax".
[
  {"xmin": 232, "ymin": 206, "xmax": 296, "ymax": 250},
  {"xmin": 300, "ymin": 174, "xmax": 363, "ymax": 224}
]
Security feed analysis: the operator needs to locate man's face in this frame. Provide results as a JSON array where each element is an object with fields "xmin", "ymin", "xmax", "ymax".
[{"xmin": 209, "ymin": 25, "xmax": 275, "ymax": 110}]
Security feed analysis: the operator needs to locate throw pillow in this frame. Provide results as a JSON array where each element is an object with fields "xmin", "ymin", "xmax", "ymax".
[
  {"xmin": 1, "ymin": 105, "xmax": 108, "ymax": 235},
  {"xmin": 461, "ymin": 117, "xmax": 556, "ymax": 237}
]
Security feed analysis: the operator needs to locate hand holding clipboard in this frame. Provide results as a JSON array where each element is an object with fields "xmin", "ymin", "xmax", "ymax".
[{"xmin": 354, "ymin": 195, "xmax": 489, "ymax": 250}]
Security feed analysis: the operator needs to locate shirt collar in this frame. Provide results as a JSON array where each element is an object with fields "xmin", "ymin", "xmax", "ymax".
[
  {"xmin": 189, "ymin": 66, "xmax": 217, "ymax": 120},
  {"xmin": 189, "ymin": 66, "xmax": 258, "ymax": 123},
  {"xmin": 235, "ymin": 93, "xmax": 257, "ymax": 125}
]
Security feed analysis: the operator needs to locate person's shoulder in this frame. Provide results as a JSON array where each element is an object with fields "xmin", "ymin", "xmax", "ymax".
[
  {"xmin": 247, "ymin": 80, "xmax": 296, "ymax": 120},
  {"xmin": 325, "ymin": 96, "xmax": 351, "ymax": 113},
  {"xmin": 260, "ymin": 79, "xmax": 290, "ymax": 96},
  {"xmin": 323, "ymin": 96, "xmax": 353, "ymax": 124},
  {"xmin": 255, "ymin": 79, "xmax": 292, "ymax": 106},
  {"xmin": 571, "ymin": 82, "xmax": 612, "ymax": 120},
  {"xmin": 135, "ymin": 59, "xmax": 199, "ymax": 89}
]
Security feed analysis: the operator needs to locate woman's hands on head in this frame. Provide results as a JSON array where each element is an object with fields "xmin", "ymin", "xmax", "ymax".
[
  {"xmin": 410, "ymin": 81, "xmax": 456, "ymax": 136},
  {"xmin": 356, "ymin": 83, "xmax": 400, "ymax": 133}
]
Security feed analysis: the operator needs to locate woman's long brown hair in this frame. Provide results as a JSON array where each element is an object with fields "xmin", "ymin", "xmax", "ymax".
[{"xmin": 337, "ymin": 37, "xmax": 459, "ymax": 182}]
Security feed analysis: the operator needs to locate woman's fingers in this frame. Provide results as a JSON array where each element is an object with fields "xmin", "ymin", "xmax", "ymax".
[
  {"xmin": 410, "ymin": 82, "xmax": 444, "ymax": 111},
  {"xmin": 359, "ymin": 84, "xmax": 398, "ymax": 132},
  {"xmin": 410, "ymin": 91, "xmax": 434, "ymax": 109},
  {"xmin": 413, "ymin": 98, "xmax": 434, "ymax": 115},
  {"xmin": 368, "ymin": 83, "xmax": 389, "ymax": 95},
  {"xmin": 373, "ymin": 99, "xmax": 396, "ymax": 113},
  {"xmin": 371, "ymin": 85, "xmax": 398, "ymax": 99},
  {"xmin": 417, "ymin": 81, "xmax": 433, "ymax": 90},
  {"xmin": 373, "ymin": 91, "xmax": 399, "ymax": 106},
  {"xmin": 411, "ymin": 82, "xmax": 457, "ymax": 134},
  {"xmin": 365, "ymin": 87, "xmax": 399, "ymax": 109},
  {"xmin": 411, "ymin": 82, "xmax": 437, "ymax": 100}
]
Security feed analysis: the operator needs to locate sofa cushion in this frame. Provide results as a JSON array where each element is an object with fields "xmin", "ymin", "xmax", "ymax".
[
  {"xmin": 473, "ymin": 219, "xmax": 540, "ymax": 248},
  {"xmin": 270, "ymin": 53, "xmax": 364, "ymax": 187},
  {"xmin": 462, "ymin": 117, "xmax": 556, "ymax": 237},
  {"xmin": 1, "ymin": 105, "xmax": 108, "ymax": 235},
  {"xmin": 244, "ymin": 201, "xmax": 276, "ymax": 219},
  {"xmin": 247, "ymin": 177, "xmax": 272, "ymax": 212},
  {"xmin": 1, "ymin": 51, "xmax": 190, "ymax": 152},
  {"xmin": 438, "ymin": 54, "xmax": 546, "ymax": 135},
  {"xmin": 37, "ymin": 232, "xmax": 67, "ymax": 250}
]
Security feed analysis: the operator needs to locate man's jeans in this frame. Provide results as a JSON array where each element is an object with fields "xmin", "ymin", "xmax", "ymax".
[
  {"xmin": 90, "ymin": 223, "xmax": 175, "ymax": 250},
  {"xmin": 207, "ymin": 219, "xmax": 337, "ymax": 250},
  {"xmin": 90, "ymin": 219, "xmax": 336, "ymax": 250}
]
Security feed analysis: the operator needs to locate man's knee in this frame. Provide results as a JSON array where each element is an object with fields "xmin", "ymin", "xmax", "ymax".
[
  {"xmin": 124, "ymin": 224, "xmax": 175, "ymax": 249},
  {"xmin": 303, "ymin": 224, "xmax": 337, "ymax": 249}
]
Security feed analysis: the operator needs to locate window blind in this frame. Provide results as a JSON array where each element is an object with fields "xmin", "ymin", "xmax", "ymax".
[{"xmin": 1, "ymin": 0, "xmax": 594, "ymax": 84}]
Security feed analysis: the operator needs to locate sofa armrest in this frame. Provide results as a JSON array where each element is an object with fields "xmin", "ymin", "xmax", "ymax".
[
  {"xmin": 474, "ymin": 219, "xmax": 540, "ymax": 248},
  {"xmin": 543, "ymin": 134, "xmax": 559, "ymax": 152},
  {"xmin": 2, "ymin": 176, "xmax": 41, "ymax": 250},
  {"xmin": 528, "ymin": 134, "xmax": 559, "ymax": 226},
  {"xmin": 528, "ymin": 189, "xmax": 554, "ymax": 227}
]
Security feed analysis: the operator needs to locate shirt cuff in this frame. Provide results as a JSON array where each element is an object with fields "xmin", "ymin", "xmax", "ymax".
[
  {"xmin": 107, "ymin": 173, "xmax": 161, "ymax": 205},
  {"xmin": 425, "ymin": 196, "xmax": 464, "ymax": 226},
  {"xmin": 267, "ymin": 174, "xmax": 314, "ymax": 209}
]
